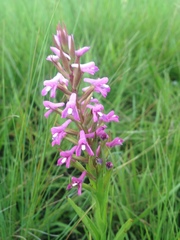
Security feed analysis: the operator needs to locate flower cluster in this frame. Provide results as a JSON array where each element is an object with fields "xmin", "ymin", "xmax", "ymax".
[{"xmin": 42, "ymin": 24, "xmax": 123, "ymax": 195}]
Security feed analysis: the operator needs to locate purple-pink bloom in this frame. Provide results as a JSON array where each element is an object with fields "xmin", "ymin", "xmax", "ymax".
[
  {"xmin": 46, "ymin": 55, "xmax": 60, "ymax": 62},
  {"xmin": 41, "ymin": 73, "xmax": 68, "ymax": 98},
  {"xmin": 67, "ymin": 171, "xmax": 87, "ymax": 195},
  {"xmin": 100, "ymin": 110, "xmax": 119, "ymax": 122},
  {"xmin": 85, "ymin": 125, "xmax": 108, "ymax": 140},
  {"xmin": 90, "ymin": 97, "xmax": 100, "ymax": 104},
  {"xmin": 50, "ymin": 46, "xmax": 71, "ymax": 60},
  {"xmin": 87, "ymin": 104, "xmax": 104, "ymax": 122},
  {"xmin": 57, "ymin": 145, "xmax": 77, "ymax": 168},
  {"xmin": 75, "ymin": 46, "xmax": 90, "ymax": 57},
  {"xmin": 71, "ymin": 62, "xmax": 99, "ymax": 75},
  {"xmin": 83, "ymin": 77, "xmax": 110, "ymax": 97},
  {"xmin": 51, "ymin": 119, "xmax": 71, "ymax": 146},
  {"xmin": 61, "ymin": 93, "xmax": 80, "ymax": 121},
  {"xmin": 106, "ymin": 137, "xmax": 124, "ymax": 148},
  {"xmin": 96, "ymin": 125, "xmax": 109, "ymax": 140},
  {"xmin": 76, "ymin": 130, "xmax": 94, "ymax": 156},
  {"xmin": 43, "ymin": 101, "xmax": 64, "ymax": 118}
]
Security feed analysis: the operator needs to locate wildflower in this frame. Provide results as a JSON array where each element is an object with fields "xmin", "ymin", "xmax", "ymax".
[
  {"xmin": 51, "ymin": 119, "xmax": 71, "ymax": 146},
  {"xmin": 43, "ymin": 101, "xmax": 65, "ymax": 118},
  {"xmin": 46, "ymin": 55, "xmax": 60, "ymax": 62},
  {"xmin": 41, "ymin": 73, "xmax": 68, "ymax": 98},
  {"xmin": 61, "ymin": 93, "xmax": 80, "ymax": 121},
  {"xmin": 96, "ymin": 125, "xmax": 109, "ymax": 140},
  {"xmin": 100, "ymin": 110, "xmax": 119, "ymax": 122},
  {"xmin": 42, "ymin": 24, "xmax": 124, "ymax": 198},
  {"xmin": 57, "ymin": 146, "xmax": 77, "ymax": 168},
  {"xmin": 90, "ymin": 97, "xmax": 100, "ymax": 104},
  {"xmin": 67, "ymin": 171, "xmax": 87, "ymax": 195},
  {"xmin": 83, "ymin": 77, "xmax": 110, "ymax": 97},
  {"xmin": 106, "ymin": 137, "xmax": 124, "ymax": 148},
  {"xmin": 76, "ymin": 130, "xmax": 94, "ymax": 156},
  {"xmin": 50, "ymin": 46, "xmax": 71, "ymax": 60},
  {"xmin": 71, "ymin": 62, "xmax": 99, "ymax": 75},
  {"xmin": 87, "ymin": 103, "xmax": 104, "ymax": 122},
  {"xmin": 85, "ymin": 125, "xmax": 108, "ymax": 140},
  {"xmin": 75, "ymin": 46, "xmax": 90, "ymax": 57}
]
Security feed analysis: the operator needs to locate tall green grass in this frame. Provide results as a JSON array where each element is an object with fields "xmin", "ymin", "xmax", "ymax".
[{"xmin": 0, "ymin": 0, "xmax": 180, "ymax": 239}]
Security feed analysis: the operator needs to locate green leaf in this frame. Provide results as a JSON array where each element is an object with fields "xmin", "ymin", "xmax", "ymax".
[
  {"xmin": 68, "ymin": 198, "xmax": 100, "ymax": 239},
  {"xmin": 114, "ymin": 219, "xmax": 133, "ymax": 240}
]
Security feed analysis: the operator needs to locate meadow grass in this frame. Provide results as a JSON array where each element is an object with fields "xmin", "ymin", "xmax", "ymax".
[{"xmin": 0, "ymin": 0, "xmax": 180, "ymax": 239}]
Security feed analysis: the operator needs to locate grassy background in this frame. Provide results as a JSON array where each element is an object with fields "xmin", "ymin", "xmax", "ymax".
[{"xmin": 1, "ymin": 0, "xmax": 180, "ymax": 239}]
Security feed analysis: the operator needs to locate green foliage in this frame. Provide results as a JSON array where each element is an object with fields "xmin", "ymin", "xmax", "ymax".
[{"xmin": 0, "ymin": 0, "xmax": 180, "ymax": 239}]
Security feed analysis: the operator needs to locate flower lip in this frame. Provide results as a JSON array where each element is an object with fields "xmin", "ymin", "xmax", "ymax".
[
  {"xmin": 61, "ymin": 93, "xmax": 80, "ymax": 121},
  {"xmin": 76, "ymin": 130, "xmax": 94, "ymax": 156}
]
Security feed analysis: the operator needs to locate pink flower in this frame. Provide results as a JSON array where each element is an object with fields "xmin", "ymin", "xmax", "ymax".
[
  {"xmin": 90, "ymin": 97, "xmax": 100, "ymax": 104},
  {"xmin": 83, "ymin": 77, "xmax": 110, "ymax": 97},
  {"xmin": 43, "ymin": 101, "xmax": 65, "ymax": 118},
  {"xmin": 76, "ymin": 130, "xmax": 94, "ymax": 156},
  {"xmin": 57, "ymin": 146, "xmax": 77, "ymax": 168},
  {"xmin": 96, "ymin": 125, "xmax": 109, "ymax": 140},
  {"xmin": 49, "ymin": 46, "xmax": 71, "ymax": 60},
  {"xmin": 67, "ymin": 171, "xmax": 87, "ymax": 195},
  {"xmin": 51, "ymin": 119, "xmax": 71, "ymax": 146},
  {"xmin": 71, "ymin": 62, "xmax": 99, "ymax": 75},
  {"xmin": 106, "ymin": 137, "xmax": 124, "ymax": 148},
  {"xmin": 41, "ymin": 73, "xmax": 68, "ymax": 98},
  {"xmin": 46, "ymin": 55, "xmax": 60, "ymax": 62},
  {"xmin": 85, "ymin": 125, "xmax": 108, "ymax": 140},
  {"xmin": 100, "ymin": 110, "xmax": 119, "ymax": 122},
  {"xmin": 87, "ymin": 104, "xmax": 104, "ymax": 122},
  {"xmin": 61, "ymin": 93, "xmax": 80, "ymax": 121},
  {"xmin": 75, "ymin": 46, "xmax": 90, "ymax": 57}
]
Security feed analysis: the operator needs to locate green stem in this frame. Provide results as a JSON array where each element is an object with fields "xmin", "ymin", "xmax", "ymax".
[{"xmin": 92, "ymin": 169, "xmax": 112, "ymax": 239}]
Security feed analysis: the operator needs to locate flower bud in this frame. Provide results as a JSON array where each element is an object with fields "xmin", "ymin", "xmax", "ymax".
[{"xmin": 106, "ymin": 162, "xmax": 113, "ymax": 169}]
